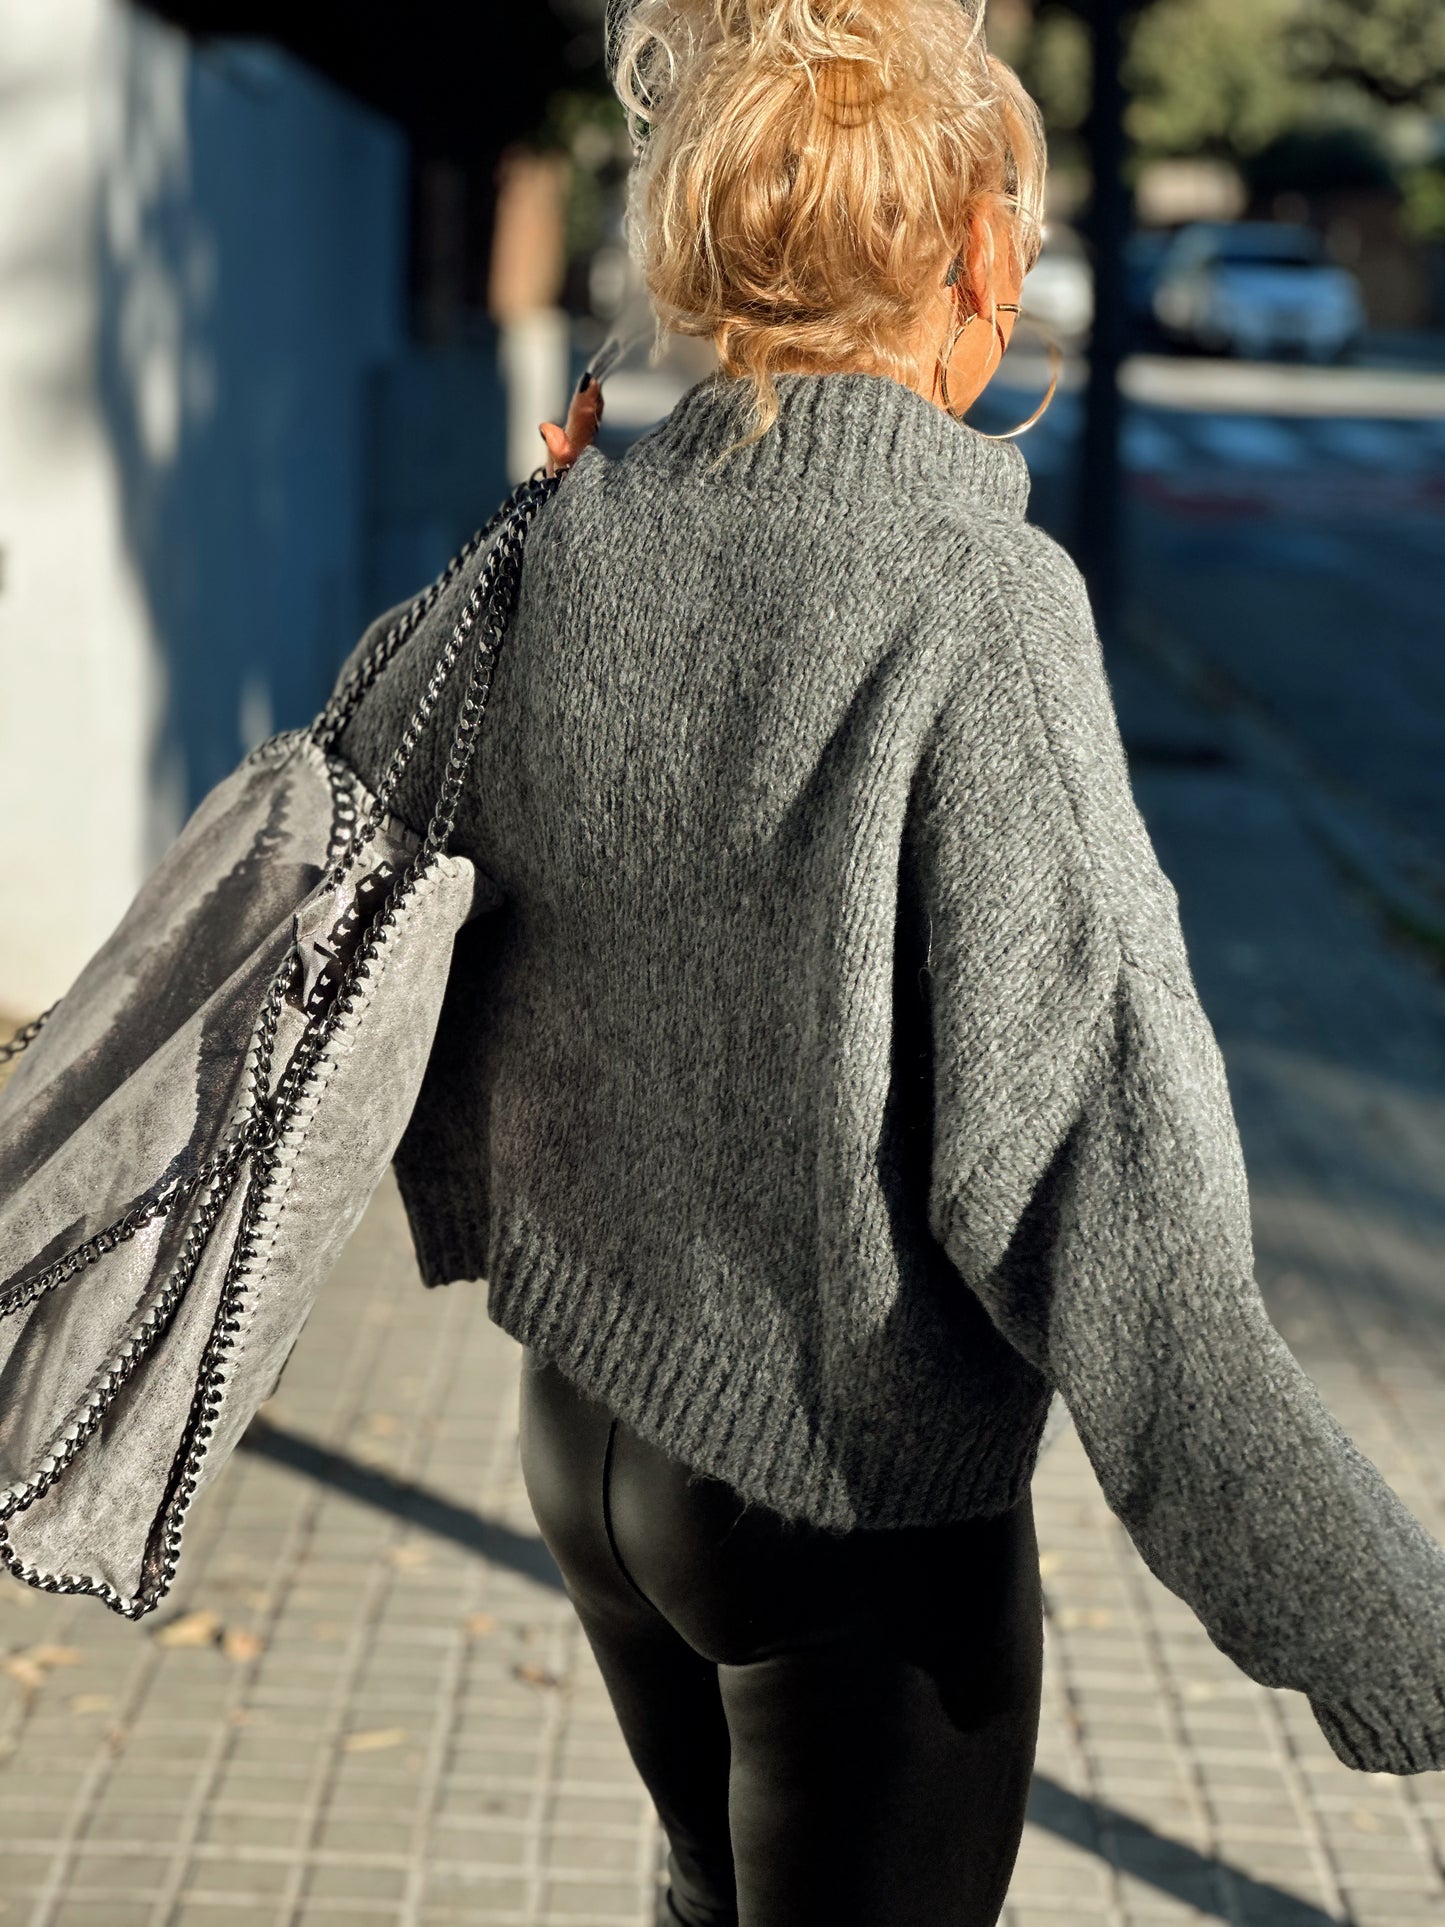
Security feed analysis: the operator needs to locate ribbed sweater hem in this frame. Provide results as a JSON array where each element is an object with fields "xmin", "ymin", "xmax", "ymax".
[{"xmin": 483, "ymin": 1202, "xmax": 1051, "ymax": 1535}]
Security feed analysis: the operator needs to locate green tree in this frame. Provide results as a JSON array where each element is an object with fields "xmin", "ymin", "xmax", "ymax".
[
  {"xmin": 1019, "ymin": 6, "xmax": 1093, "ymax": 137},
  {"xmin": 1285, "ymin": 0, "xmax": 1445, "ymax": 113},
  {"xmin": 1121, "ymin": 0, "xmax": 1309, "ymax": 160}
]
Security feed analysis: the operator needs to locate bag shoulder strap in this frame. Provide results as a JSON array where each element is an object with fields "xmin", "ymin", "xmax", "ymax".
[
  {"xmin": 323, "ymin": 468, "xmax": 561, "ymax": 888},
  {"xmin": 312, "ymin": 480, "xmax": 530, "ymax": 752}
]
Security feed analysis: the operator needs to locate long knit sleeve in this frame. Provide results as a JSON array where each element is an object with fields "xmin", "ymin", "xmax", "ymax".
[
  {"xmin": 388, "ymin": 907, "xmax": 510, "ymax": 1287},
  {"xmin": 330, "ymin": 588, "xmax": 511, "ymax": 1289},
  {"xmin": 914, "ymin": 521, "xmax": 1445, "ymax": 1776}
]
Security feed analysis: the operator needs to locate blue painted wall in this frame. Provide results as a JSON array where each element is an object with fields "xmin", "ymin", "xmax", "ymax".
[{"xmin": 97, "ymin": 26, "xmax": 409, "ymax": 837}]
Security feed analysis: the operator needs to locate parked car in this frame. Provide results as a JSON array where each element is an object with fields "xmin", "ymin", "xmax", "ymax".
[
  {"xmin": 1150, "ymin": 221, "xmax": 1364, "ymax": 362},
  {"xmin": 1019, "ymin": 221, "xmax": 1092, "ymax": 342}
]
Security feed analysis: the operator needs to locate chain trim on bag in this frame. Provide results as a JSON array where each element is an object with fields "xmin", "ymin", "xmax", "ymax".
[
  {"xmin": 0, "ymin": 949, "xmax": 297, "ymax": 1324},
  {"xmin": 138, "ymin": 1128, "xmax": 284, "ymax": 1612},
  {"xmin": 0, "ymin": 947, "xmax": 296, "ymax": 1520},
  {"xmin": 0, "ymin": 950, "xmax": 300, "ymax": 1608},
  {"xmin": 134, "ymin": 850, "xmax": 461, "ymax": 1616},
  {"xmin": 0, "ymin": 471, "xmax": 560, "ymax": 1617},
  {"xmin": 0, "ymin": 1004, "xmax": 62, "ymax": 1067},
  {"xmin": 268, "ymin": 476, "xmax": 558, "ymax": 1142},
  {"xmin": 327, "ymin": 477, "xmax": 555, "ymax": 889},
  {"xmin": 310, "ymin": 482, "xmax": 525, "ymax": 753},
  {"xmin": 322, "ymin": 758, "xmax": 364, "ymax": 872}
]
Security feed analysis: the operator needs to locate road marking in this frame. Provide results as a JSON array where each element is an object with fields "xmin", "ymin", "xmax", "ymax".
[
  {"xmin": 1122, "ymin": 353, "xmax": 1445, "ymax": 418},
  {"xmin": 1182, "ymin": 415, "xmax": 1308, "ymax": 467},
  {"xmin": 977, "ymin": 398, "xmax": 1444, "ymax": 489}
]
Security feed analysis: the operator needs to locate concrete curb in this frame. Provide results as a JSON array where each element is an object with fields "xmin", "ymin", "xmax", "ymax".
[{"xmin": 1119, "ymin": 599, "xmax": 1445, "ymax": 961}]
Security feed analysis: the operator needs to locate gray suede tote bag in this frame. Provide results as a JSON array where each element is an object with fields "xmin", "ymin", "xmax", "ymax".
[{"xmin": 0, "ymin": 469, "xmax": 560, "ymax": 1620}]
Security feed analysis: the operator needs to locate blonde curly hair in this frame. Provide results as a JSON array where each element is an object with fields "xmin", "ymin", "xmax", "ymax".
[{"xmin": 604, "ymin": 0, "xmax": 1047, "ymax": 465}]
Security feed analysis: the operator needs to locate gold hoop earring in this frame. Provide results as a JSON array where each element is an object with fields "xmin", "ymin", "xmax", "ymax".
[
  {"xmin": 978, "ymin": 310, "xmax": 1062, "ymax": 440},
  {"xmin": 938, "ymin": 300, "xmax": 1062, "ymax": 439},
  {"xmin": 936, "ymin": 307, "xmax": 979, "ymax": 419}
]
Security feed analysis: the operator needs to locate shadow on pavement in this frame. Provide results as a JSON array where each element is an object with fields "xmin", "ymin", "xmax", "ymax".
[
  {"xmin": 238, "ymin": 1411, "xmax": 566, "ymax": 1593},
  {"xmin": 1029, "ymin": 1777, "xmax": 1339, "ymax": 1925},
  {"xmin": 241, "ymin": 1411, "xmax": 1343, "ymax": 1926}
]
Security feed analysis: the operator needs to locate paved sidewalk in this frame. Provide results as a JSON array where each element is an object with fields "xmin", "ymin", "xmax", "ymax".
[{"xmin": 0, "ymin": 639, "xmax": 1443, "ymax": 1925}]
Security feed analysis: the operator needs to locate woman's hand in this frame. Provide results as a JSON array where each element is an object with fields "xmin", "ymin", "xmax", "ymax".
[{"xmin": 539, "ymin": 372, "xmax": 604, "ymax": 476}]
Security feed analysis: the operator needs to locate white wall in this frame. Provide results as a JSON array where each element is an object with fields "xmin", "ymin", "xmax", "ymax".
[
  {"xmin": 0, "ymin": 0, "xmax": 407, "ymax": 1020},
  {"xmin": 0, "ymin": 0, "xmax": 158, "ymax": 1018}
]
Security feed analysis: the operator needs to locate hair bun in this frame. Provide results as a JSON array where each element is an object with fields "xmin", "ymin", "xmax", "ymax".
[{"xmin": 606, "ymin": 0, "xmax": 1045, "ymax": 458}]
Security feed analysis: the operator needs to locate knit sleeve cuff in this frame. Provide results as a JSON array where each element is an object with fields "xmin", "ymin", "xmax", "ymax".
[
  {"xmin": 391, "ymin": 1160, "xmax": 489, "ymax": 1291},
  {"xmin": 1308, "ymin": 1681, "xmax": 1445, "ymax": 1776}
]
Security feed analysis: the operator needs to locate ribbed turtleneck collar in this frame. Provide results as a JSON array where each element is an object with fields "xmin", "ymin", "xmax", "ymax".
[{"xmin": 639, "ymin": 368, "xmax": 1032, "ymax": 521}]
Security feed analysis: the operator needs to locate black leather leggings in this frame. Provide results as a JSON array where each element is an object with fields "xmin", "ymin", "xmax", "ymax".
[{"xmin": 517, "ymin": 1345, "xmax": 1044, "ymax": 1927}]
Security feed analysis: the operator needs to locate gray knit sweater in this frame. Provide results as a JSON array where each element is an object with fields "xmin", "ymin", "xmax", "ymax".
[{"xmin": 336, "ymin": 369, "xmax": 1445, "ymax": 1776}]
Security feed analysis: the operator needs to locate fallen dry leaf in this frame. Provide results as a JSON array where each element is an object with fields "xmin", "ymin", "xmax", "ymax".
[
  {"xmin": 1350, "ymin": 1807, "xmax": 1382, "ymax": 1833},
  {"xmin": 68, "ymin": 1694, "xmax": 114, "ymax": 1715},
  {"xmin": 513, "ymin": 1663, "xmax": 566, "ymax": 1690},
  {"xmin": 387, "ymin": 1544, "xmax": 430, "ymax": 1570},
  {"xmin": 341, "ymin": 1726, "xmax": 408, "ymax": 1754},
  {"xmin": 365, "ymin": 1413, "xmax": 402, "ymax": 1437},
  {"xmin": 462, "ymin": 1613, "xmax": 497, "ymax": 1639},
  {"xmin": 154, "ymin": 1610, "xmax": 222, "ymax": 1649},
  {"xmin": 2, "ymin": 1644, "xmax": 83, "ymax": 1690},
  {"xmin": 221, "ymin": 1628, "xmax": 264, "ymax": 1663}
]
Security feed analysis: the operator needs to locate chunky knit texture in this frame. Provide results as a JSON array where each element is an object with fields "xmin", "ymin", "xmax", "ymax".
[{"xmin": 335, "ymin": 370, "xmax": 1445, "ymax": 1775}]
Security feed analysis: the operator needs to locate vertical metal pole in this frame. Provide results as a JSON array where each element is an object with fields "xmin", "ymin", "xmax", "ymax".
[{"xmin": 1073, "ymin": 0, "xmax": 1129, "ymax": 639}]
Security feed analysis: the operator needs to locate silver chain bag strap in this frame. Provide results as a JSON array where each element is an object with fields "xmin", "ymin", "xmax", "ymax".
[{"xmin": 0, "ymin": 466, "xmax": 561, "ymax": 1618}]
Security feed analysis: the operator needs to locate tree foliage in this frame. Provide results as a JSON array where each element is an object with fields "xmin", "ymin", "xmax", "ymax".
[
  {"xmin": 1018, "ymin": 6, "xmax": 1093, "ymax": 136},
  {"xmin": 1019, "ymin": 0, "xmax": 1444, "ymax": 164},
  {"xmin": 1121, "ymin": 0, "xmax": 1310, "ymax": 160},
  {"xmin": 1285, "ymin": 0, "xmax": 1445, "ymax": 113}
]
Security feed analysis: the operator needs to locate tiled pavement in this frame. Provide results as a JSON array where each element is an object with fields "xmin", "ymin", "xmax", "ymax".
[{"xmin": 1, "ymin": 636, "xmax": 1443, "ymax": 1926}]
